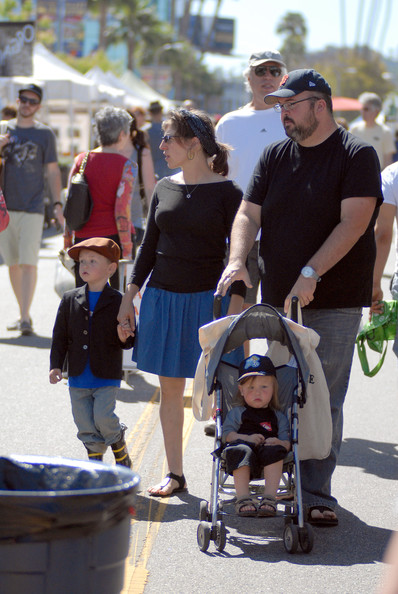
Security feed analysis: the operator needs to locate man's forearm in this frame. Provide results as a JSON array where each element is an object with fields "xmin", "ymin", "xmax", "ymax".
[{"xmin": 229, "ymin": 206, "xmax": 260, "ymax": 264}]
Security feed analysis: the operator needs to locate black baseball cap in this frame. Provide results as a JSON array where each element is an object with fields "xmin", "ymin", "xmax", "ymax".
[
  {"xmin": 18, "ymin": 84, "xmax": 43, "ymax": 101},
  {"xmin": 264, "ymin": 69, "xmax": 331, "ymax": 105},
  {"xmin": 237, "ymin": 355, "xmax": 276, "ymax": 382}
]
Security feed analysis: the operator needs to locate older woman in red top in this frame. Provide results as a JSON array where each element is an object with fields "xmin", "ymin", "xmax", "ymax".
[{"xmin": 65, "ymin": 106, "xmax": 137, "ymax": 289}]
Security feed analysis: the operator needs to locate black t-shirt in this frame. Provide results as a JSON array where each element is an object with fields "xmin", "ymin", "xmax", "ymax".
[
  {"xmin": 239, "ymin": 406, "xmax": 279, "ymax": 439},
  {"xmin": 245, "ymin": 127, "xmax": 383, "ymax": 308},
  {"xmin": 130, "ymin": 177, "xmax": 244, "ymax": 293}
]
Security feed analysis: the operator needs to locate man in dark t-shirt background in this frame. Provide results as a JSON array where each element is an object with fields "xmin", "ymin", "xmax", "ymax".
[
  {"xmin": 217, "ymin": 69, "xmax": 383, "ymax": 527},
  {"xmin": 0, "ymin": 83, "xmax": 62, "ymax": 336}
]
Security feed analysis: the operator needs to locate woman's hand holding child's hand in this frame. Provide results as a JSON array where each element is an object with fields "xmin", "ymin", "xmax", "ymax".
[{"xmin": 117, "ymin": 324, "xmax": 131, "ymax": 342}]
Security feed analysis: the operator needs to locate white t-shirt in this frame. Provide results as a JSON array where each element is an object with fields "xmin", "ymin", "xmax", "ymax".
[
  {"xmin": 349, "ymin": 120, "xmax": 395, "ymax": 168},
  {"xmin": 216, "ymin": 105, "xmax": 286, "ymax": 193},
  {"xmin": 381, "ymin": 161, "xmax": 398, "ymax": 269}
]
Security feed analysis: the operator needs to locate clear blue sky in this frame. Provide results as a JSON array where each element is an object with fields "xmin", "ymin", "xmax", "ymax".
[{"xmin": 200, "ymin": 0, "xmax": 398, "ymax": 73}]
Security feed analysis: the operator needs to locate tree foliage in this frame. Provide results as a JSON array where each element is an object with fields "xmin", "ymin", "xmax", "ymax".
[
  {"xmin": 276, "ymin": 11, "xmax": 307, "ymax": 70},
  {"xmin": 91, "ymin": 0, "xmax": 174, "ymax": 71},
  {"xmin": 311, "ymin": 46, "xmax": 395, "ymax": 99},
  {"xmin": 0, "ymin": 0, "xmax": 33, "ymax": 20},
  {"xmin": 58, "ymin": 50, "xmax": 123, "ymax": 76}
]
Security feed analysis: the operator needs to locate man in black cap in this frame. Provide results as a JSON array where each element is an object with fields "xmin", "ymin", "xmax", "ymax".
[
  {"xmin": 217, "ymin": 69, "xmax": 383, "ymax": 526},
  {"xmin": 0, "ymin": 83, "xmax": 62, "ymax": 335}
]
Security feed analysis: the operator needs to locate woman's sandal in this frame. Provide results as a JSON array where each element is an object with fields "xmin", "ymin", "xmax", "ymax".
[
  {"xmin": 148, "ymin": 472, "xmax": 188, "ymax": 497},
  {"xmin": 307, "ymin": 505, "xmax": 338, "ymax": 527},
  {"xmin": 257, "ymin": 495, "xmax": 277, "ymax": 517},
  {"xmin": 235, "ymin": 496, "xmax": 258, "ymax": 517}
]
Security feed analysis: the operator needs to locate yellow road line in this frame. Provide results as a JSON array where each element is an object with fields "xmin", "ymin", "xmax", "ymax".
[{"xmin": 122, "ymin": 383, "xmax": 194, "ymax": 594}]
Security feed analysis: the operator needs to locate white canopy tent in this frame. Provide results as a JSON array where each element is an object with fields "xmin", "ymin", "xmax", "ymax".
[
  {"xmin": 84, "ymin": 66, "xmax": 139, "ymax": 106},
  {"xmin": 0, "ymin": 44, "xmax": 128, "ymax": 156},
  {"xmin": 121, "ymin": 70, "xmax": 175, "ymax": 111}
]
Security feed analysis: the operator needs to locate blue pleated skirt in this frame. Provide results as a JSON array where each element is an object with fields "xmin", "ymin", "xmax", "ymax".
[
  {"xmin": 132, "ymin": 287, "xmax": 214, "ymax": 378},
  {"xmin": 133, "ymin": 286, "xmax": 244, "ymax": 378}
]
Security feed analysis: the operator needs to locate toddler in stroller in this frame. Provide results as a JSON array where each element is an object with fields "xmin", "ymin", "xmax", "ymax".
[
  {"xmin": 194, "ymin": 302, "xmax": 332, "ymax": 553},
  {"xmin": 223, "ymin": 354, "xmax": 290, "ymax": 518}
]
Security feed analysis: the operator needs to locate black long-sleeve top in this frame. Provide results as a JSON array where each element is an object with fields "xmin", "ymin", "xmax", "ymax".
[{"xmin": 130, "ymin": 177, "xmax": 245, "ymax": 295}]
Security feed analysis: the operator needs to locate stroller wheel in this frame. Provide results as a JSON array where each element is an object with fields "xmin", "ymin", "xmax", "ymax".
[
  {"xmin": 283, "ymin": 523, "xmax": 299, "ymax": 554},
  {"xmin": 299, "ymin": 523, "xmax": 314, "ymax": 554},
  {"xmin": 197, "ymin": 521, "xmax": 211, "ymax": 552},
  {"xmin": 199, "ymin": 500, "xmax": 210, "ymax": 521},
  {"xmin": 215, "ymin": 520, "xmax": 226, "ymax": 552}
]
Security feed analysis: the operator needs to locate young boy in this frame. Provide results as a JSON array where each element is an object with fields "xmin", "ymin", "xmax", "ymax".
[
  {"xmin": 222, "ymin": 354, "xmax": 290, "ymax": 517},
  {"xmin": 49, "ymin": 237, "xmax": 134, "ymax": 467}
]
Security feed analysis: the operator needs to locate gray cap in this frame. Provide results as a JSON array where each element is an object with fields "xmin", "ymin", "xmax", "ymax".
[{"xmin": 249, "ymin": 50, "xmax": 286, "ymax": 68}]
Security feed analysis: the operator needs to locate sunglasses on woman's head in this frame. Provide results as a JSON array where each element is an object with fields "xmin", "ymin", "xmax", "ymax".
[{"xmin": 253, "ymin": 65, "xmax": 282, "ymax": 78}]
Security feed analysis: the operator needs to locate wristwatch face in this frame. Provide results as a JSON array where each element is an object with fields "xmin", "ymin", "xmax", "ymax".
[{"xmin": 301, "ymin": 266, "xmax": 319, "ymax": 280}]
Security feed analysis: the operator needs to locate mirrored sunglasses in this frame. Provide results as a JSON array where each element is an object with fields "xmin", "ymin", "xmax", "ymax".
[{"xmin": 254, "ymin": 65, "xmax": 282, "ymax": 78}]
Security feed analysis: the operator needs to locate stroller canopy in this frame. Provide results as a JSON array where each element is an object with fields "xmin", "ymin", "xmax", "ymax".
[{"xmin": 206, "ymin": 304, "xmax": 310, "ymax": 399}]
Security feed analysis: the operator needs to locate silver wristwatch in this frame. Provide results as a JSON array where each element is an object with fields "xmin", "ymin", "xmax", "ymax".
[{"xmin": 301, "ymin": 266, "xmax": 321, "ymax": 282}]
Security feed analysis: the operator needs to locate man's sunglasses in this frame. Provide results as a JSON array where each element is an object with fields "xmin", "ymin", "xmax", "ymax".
[
  {"xmin": 19, "ymin": 95, "xmax": 40, "ymax": 106},
  {"xmin": 253, "ymin": 65, "xmax": 282, "ymax": 78}
]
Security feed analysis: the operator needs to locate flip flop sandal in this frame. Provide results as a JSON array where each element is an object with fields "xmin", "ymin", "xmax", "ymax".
[
  {"xmin": 257, "ymin": 496, "xmax": 277, "ymax": 517},
  {"xmin": 148, "ymin": 472, "xmax": 188, "ymax": 497},
  {"xmin": 307, "ymin": 505, "xmax": 338, "ymax": 527},
  {"xmin": 235, "ymin": 496, "xmax": 258, "ymax": 517}
]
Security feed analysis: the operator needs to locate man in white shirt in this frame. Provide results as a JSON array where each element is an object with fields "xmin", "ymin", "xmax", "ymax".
[
  {"xmin": 350, "ymin": 92, "xmax": 395, "ymax": 170},
  {"xmin": 216, "ymin": 50, "xmax": 287, "ymax": 311},
  {"xmin": 202, "ymin": 51, "xmax": 287, "ymax": 437}
]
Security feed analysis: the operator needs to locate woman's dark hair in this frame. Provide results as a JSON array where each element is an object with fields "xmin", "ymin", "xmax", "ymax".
[
  {"xmin": 128, "ymin": 111, "xmax": 148, "ymax": 149},
  {"xmin": 164, "ymin": 108, "xmax": 230, "ymax": 176}
]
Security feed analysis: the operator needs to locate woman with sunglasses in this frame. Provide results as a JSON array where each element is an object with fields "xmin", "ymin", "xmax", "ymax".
[{"xmin": 117, "ymin": 108, "xmax": 245, "ymax": 497}]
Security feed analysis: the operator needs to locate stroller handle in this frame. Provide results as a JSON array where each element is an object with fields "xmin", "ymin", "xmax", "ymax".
[
  {"xmin": 213, "ymin": 294, "xmax": 300, "ymax": 322},
  {"xmin": 213, "ymin": 294, "xmax": 223, "ymax": 320},
  {"xmin": 290, "ymin": 296, "xmax": 299, "ymax": 324}
]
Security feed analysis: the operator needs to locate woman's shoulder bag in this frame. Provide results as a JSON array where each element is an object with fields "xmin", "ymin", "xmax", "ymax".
[{"xmin": 63, "ymin": 151, "xmax": 93, "ymax": 231}]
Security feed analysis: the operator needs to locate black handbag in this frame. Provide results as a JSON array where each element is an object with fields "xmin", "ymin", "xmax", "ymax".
[
  {"xmin": 136, "ymin": 144, "xmax": 148, "ymax": 217},
  {"xmin": 64, "ymin": 152, "xmax": 93, "ymax": 231}
]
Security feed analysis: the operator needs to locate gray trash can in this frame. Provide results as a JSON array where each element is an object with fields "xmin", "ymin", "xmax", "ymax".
[{"xmin": 0, "ymin": 455, "xmax": 140, "ymax": 594}]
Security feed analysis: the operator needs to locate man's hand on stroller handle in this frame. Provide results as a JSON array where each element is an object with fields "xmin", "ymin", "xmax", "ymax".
[
  {"xmin": 216, "ymin": 262, "xmax": 252, "ymax": 297},
  {"xmin": 284, "ymin": 276, "xmax": 317, "ymax": 313}
]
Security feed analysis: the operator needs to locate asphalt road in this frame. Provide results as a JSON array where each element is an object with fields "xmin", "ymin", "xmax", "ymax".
[{"xmin": 0, "ymin": 228, "xmax": 397, "ymax": 594}]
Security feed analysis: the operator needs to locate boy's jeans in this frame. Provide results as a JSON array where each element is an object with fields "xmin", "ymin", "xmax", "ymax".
[{"xmin": 69, "ymin": 386, "xmax": 123, "ymax": 454}]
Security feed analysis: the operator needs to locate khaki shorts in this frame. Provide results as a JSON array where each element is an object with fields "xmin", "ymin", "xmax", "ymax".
[{"xmin": 0, "ymin": 211, "xmax": 44, "ymax": 266}]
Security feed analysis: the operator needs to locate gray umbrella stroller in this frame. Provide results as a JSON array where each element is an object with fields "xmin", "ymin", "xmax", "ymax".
[{"xmin": 195, "ymin": 301, "xmax": 315, "ymax": 554}]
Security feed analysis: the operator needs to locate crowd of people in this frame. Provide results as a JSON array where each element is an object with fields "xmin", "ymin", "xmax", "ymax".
[{"xmin": 0, "ymin": 51, "xmax": 397, "ymax": 562}]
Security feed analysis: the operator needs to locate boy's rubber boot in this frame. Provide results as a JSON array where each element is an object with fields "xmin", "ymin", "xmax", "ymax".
[
  {"xmin": 85, "ymin": 445, "xmax": 103, "ymax": 462},
  {"xmin": 111, "ymin": 425, "xmax": 132, "ymax": 468}
]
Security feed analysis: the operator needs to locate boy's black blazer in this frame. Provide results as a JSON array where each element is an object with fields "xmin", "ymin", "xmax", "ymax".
[{"xmin": 50, "ymin": 283, "xmax": 134, "ymax": 379}]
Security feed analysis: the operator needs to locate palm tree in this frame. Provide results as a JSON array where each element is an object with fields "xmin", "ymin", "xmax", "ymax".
[
  {"xmin": 104, "ymin": 0, "xmax": 173, "ymax": 71},
  {"xmin": 276, "ymin": 12, "xmax": 307, "ymax": 70}
]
